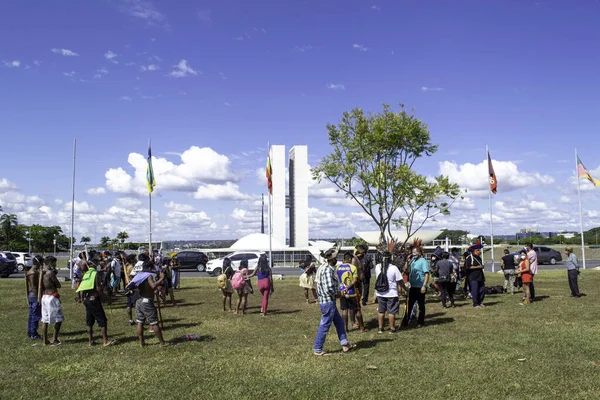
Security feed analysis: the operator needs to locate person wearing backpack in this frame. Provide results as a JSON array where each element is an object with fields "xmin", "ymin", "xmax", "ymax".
[
  {"xmin": 217, "ymin": 258, "xmax": 235, "ymax": 312},
  {"xmin": 374, "ymin": 252, "xmax": 403, "ymax": 333},
  {"xmin": 232, "ymin": 262, "xmax": 250, "ymax": 315}
]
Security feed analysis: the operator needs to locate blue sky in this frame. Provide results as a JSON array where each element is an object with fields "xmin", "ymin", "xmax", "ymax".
[{"xmin": 1, "ymin": 0, "xmax": 600, "ymax": 242}]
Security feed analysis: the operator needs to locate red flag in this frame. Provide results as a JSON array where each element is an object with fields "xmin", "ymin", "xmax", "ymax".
[
  {"xmin": 488, "ymin": 151, "xmax": 497, "ymax": 194},
  {"xmin": 266, "ymin": 150, "xmax": 273, "ymax": 195}
]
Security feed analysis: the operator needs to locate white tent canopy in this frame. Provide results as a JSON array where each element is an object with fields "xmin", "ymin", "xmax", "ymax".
[{"xmin": 230, "ymin": 233, "xmax": 285, "ymax": 251}]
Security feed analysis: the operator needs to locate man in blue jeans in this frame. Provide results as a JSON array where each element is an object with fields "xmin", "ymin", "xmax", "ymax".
[
  {"xmin": 313, "ymin": 247, "xmax": 356, "ymax": 356},
  {"xmin": 26, "ymin": 256, "xmax": 43, "ymax": 340}
]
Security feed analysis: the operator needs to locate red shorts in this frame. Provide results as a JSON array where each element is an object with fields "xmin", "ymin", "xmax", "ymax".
[{"xmin": 521, "ymin": 271, "xmax": 532, "ymax": 284}]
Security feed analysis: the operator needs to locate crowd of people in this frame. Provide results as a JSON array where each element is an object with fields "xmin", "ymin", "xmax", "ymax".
[{"xmin": 23, "ymin": 240, "xmax": 582, "ymax": 353}]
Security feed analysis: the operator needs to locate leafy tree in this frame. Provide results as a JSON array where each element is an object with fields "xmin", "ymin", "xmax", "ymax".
[
  {"xmin": 116, "ymin": 231, "xmax": 129, "ymax": 249},
  {"xmin": 313, "ymin": 104, "xmax": 461, "ymax": 248},
  {"xmin": 344, "ymin": 237, "xmax": 369, "ymax": 247},
  {"xmin": 99, "ymin": 236, "xmax": 111, "ymax": 249},
  {"xmin": 80, "ymin": 236, "xmax": 91, "ymax": 246},
  {"xmin": 110, "ymin": 238, "xmax": 119, "ymax": 250},
  {"xmin": 0, "ymin": 213, "xmax": 18, "ymax": 249},
  {"xmin": 439, "ymin": 229, "xmax": 470, "ymax": 245}
]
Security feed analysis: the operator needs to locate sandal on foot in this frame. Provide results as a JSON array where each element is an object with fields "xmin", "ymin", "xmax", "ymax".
[
  {"xmin": 342, "ymin": 344, "xmax": 357, "ymax": 353},
  {"xmin": 103, "ymin": 340, "xmax": 117, "ymax": 347},
  {"xmin": 50, "ymin": 340, "xmax": 62, "ymax": 346},
  {"xmin": 313, "ymin": 351, "xmax": 331, "ymax": 356}
]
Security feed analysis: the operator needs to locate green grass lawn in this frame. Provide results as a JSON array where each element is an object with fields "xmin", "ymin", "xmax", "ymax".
[{"xmin": 1, "ymin": 271, "xmax": 599, "ymax": 400}]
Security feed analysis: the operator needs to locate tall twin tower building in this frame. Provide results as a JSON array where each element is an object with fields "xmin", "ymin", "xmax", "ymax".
[{"xmin": 269, "ymin": 145, "xmax": 309, "ymax": 248}]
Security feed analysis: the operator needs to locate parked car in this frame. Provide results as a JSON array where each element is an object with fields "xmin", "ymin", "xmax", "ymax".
[
  {"xmin": 175, "ymin": 251, "xmax": 210, "ymax": 272},
  {"xmin": 206, "ymin": 251, "xmax": 264, "ymax": 276},
  {"xmin": 0, "ymin": 252, "xmax": 18, "ymax": 278},
  {"xmin": 511, "ymin": 246, "xmax": 562, "ymax": 265},
  {"xmin": 8, "ymin": 252, "xmax": 33, "ymax": 272}
]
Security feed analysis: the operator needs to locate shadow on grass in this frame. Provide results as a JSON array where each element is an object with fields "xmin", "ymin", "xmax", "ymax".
[
  {"xmin": 171, "ymin": 302, "xmax": 204, "ymax": 308},
  {"xmin": 61, "ymin": 330, "xmax": 89, "ymax": 337},
  {"xmin": 425, "ymin": 312, "xmax": 445, "ymax": 319},
  {"xmin": 266, "ymin": 309, "xmax": 302, "ymax": 315},
  {"xmin": 532, "ymin": 295, "xmax": 550, "ymax": 302},
  {"xmin": 170, "ymin": 334, "xmax": 216, "ymax": 345},
  {"xmin": 166, "ymin": 322, "xmax": 202, "ymax": 330},
  {"xmin": 355, "ymin": 338, "xmax": 393, "ymax": 349}
]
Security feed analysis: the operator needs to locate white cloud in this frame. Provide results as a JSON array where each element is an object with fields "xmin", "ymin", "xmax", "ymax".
[
  {"xmin": 371, "ymin": 5, "xmax": 381, "ymax": 11},
  {"xmin": 105, "ymin": 50, "xmax": 118, "ymax": 63},
  {"xmin": 33, "ymin": 60, "xmax": 41, "ymax": 66},
  {"xmin": 115, "ymin": 197, "xmax": 142, "ymax": 210},
  {"xmin": 93, "ymin": 68, "xmax": 109, "ymax": 79},
  {"xmin": 86, "ymin": 187, "xmax": 106, "ymax": 195},
  {"xmin": 164, "ymin": 201, "xmax": 195, "ymax": 212},
  {"xmin": 64, "ymin": 201, "xmax": 96, "ymax": 213},
  {"xmin": 2, "ymin": 60, "xmax": 20, "ymax": 68},
  {"xmin": 421, "ymin": 86, "xmax": 444, "ymax": 92},
  {"xmin": 119, "ymin": 0, "xmax": 167, "ymax": 27},
  {"xmin": 224, "ymin": 102, "xmax": 231, "ymax": 107},
  {"xmin": 352, "ymin": 44, "xmax": 368, "ymax": 51},
  {"xmin": 197, "ymin": 9, "xmax": 211, "ymax": 25},
  {"xmin": 293, "ymin": 45, "xmax": 313, "ymax": 52},
  {"xmin": 63, "ymin": 71, "xmax": 76, "ymax": 77},
  {"xmin": 51, "ymin": 48, "xmax": 79, "ymax": 57},
  {"xmin": 120, "ymin": 96, "xmax": 132, "ymax": 101},
  {"xmin": 140, "ymin": 64, "xmax": 160, "ymax": 71},
  {"xmin": 219, "ymin": 72, "xmax": 228, "ymax": 80},
  {"xmin": 439, "ymin": 159, "xmax": 555, "ymax": 198},
  {"xmin": 0, "ymin": 178, "xmax": 18, "ymax": 190},
  {"xmin": 105, "ymin": 146, "xmax": 239, "ymax": 195},
  {"xmin": 560, "ymin": 195, "xmax": 572, "ymax": 204},
  {"xmin": 326, "ymin": 83, "xmax": 345, "ymax": 90},
  {"xmin": 194, "ymin": 182, "xmax": 250, "ymax": 201},
  {"xmin": 169, "ymin": 59, "xmax": 199, "ymax": 78}
]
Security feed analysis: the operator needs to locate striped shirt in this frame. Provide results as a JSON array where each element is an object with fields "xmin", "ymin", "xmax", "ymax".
[{"xmin": 315, "ymin": 264, "xmax": 339, "ymax": 305}]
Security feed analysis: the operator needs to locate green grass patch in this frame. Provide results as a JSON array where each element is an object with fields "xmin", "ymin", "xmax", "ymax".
[{"xmin": 1, "ymin": 271, "xmax": 599, "ymax": 399}]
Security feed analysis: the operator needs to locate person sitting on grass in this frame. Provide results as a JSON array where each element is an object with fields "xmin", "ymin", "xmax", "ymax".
[
  {"xmin": 41, "ymin": 256, "xmax": 64, "ymax": 346},
  {"xmin": 133, "ymin": 260, "xmax": 170, "ymax": 347},
  {"xmin": 313, "ymin": 246, "xmax": 356, "ymax": 356},
  {"xmin": 76, "ymin": 261, "xmax": 116, "ymax": 347}
]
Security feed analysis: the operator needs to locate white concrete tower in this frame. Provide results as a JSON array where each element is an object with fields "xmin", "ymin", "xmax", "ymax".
[
  {"xmin": 289, "ymin": 146, "xmax": 309, "ymax": 247},
  {"xmin": 270, "ymin": 145, "xmax": 287, "ymax": 247}
]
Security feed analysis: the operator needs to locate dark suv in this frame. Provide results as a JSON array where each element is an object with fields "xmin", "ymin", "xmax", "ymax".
[
  {"xmin": 0, "ymin": 252, "xmax": 18, "ymax": 278},
  {"xmin": 511, "ymin": 246, "xmax": 562, "ymax": 265},
  {"xmin": 175, "ymin": 251, "xmax": 209, "ymax": 272}
]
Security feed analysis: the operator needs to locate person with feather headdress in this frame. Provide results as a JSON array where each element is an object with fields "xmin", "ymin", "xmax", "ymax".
[{"xmin": 313, "ymin": 244, "xmax": 356, "ymax": 356}]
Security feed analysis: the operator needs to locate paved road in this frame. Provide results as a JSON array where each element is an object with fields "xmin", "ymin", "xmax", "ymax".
[{"xmin": 5, "ymin": 261, "xmax": 599, "ymax": 280}]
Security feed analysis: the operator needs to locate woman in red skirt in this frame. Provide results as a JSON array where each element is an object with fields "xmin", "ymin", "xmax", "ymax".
[{"xmin": 515, "ymin": 250, "xmax": 532, "ymax": 305}]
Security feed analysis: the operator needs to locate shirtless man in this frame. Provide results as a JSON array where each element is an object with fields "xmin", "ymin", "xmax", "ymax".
[
  {"xmin": 136, "ymin": 261, "xmax": 169, "ymax": 347},
  {"xmin": 26, "ymin": 256, "xmax": 43, "ymax": 340},
  {"xmin": 41, "ymin": 256, "xmax": 64, "ymax": 346}
]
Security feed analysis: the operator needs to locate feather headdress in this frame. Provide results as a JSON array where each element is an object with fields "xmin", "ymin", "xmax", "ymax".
[{"xmin": 320, "ymin": 242, "xmax": 341, "ymax": 261}]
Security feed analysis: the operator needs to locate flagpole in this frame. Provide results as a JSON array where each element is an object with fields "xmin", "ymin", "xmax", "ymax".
[
  {"xmin": 268, "ymin": 144, "xmax": 273, "ymax": 269},
  {"xmin": 487, "ymin": 145, "xmax": 495, "ymax": 272},
  {"xmin": 576, "ymin": 148, "xmax": 586, "ymax": 269},
  {"xmin": 148, "ymin": 138, "xmax": 152, "ymax": 253},
  {"xmin": 69, "ymin": 138, "xmax": 76, "ymax": 282}
]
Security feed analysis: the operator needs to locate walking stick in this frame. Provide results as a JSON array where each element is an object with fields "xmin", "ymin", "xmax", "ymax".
[{"xmin": 155, "ymin": 291, "xmax": 164, "ymax": 330}]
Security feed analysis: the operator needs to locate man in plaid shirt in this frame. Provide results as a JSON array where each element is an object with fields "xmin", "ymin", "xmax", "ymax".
[{"xmin": 313, "ymin": 247, "xmax": 356, "ymax": 356}]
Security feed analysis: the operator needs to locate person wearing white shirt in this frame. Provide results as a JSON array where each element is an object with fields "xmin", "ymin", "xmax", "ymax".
[{"xmin": 374, "ymin": 257, "xmax": 404, "ymax": 334}]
